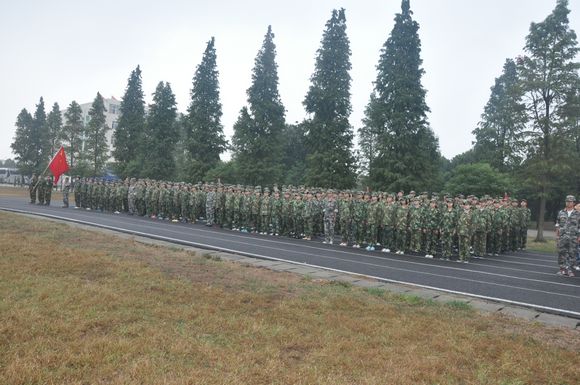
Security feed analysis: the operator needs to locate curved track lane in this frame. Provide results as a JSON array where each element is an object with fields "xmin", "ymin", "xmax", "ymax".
[{"xmin": 1, "ymin": 195, "xmax": 579, "ymax": 318}]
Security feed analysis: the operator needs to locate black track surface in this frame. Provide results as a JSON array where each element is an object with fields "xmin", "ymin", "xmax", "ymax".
[{"xmin": 2, "ymin": 195, "xmax": 579, "ymax": 318}]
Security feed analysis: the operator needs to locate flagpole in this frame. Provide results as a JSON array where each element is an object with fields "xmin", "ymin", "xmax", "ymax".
[{"xmin": 33, "ymin": 147, "xmax": 62, "ymax": 191}]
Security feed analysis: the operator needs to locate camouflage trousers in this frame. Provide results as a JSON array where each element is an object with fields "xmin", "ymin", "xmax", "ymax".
[
  {"xmin": 63, "ymin": 191, "xmax": 69, "ymax": 207},
  {"xmin": 366, "ymin": 222, "xmax": 378, "ymax": 245},
  {"xmin": 324, "ymin": 218, "xmax": 335, "ymax": 244},
  {"xmin": 381, "ymin": 227, "xmax": 395, "ymax": 251},
  {"xmin": 458, "ymin": 235, "xmax": 471, "ymax": 262},
  {"xmin": 520, "ymin": 228, "xmax": 528, "ymax": 249},
  {"xmin": 473, "ymin": 231, "xmax": 486, "ymax": 257},
  {"xmin": 441, "ymin": 231, "xmax": 453, "ymax": 258},
  {"xmin": 206, "ymin": 204, "xmax": 215, "ymax": 226},
  {"xmin": 340, "ymin": 219, "xmax": 352, "ymax": 244},
  {"xmin": 425, "ymin": 230, "xmax": 439, "ymax": 255},
  {"xmin": 489, "ymin": 231, "xmax": 502, "ymax": 255},
  {"xmin": 396, "ymin": 228, "xmax": 408, "ymax": 253},
  {"xmin": 558, "ymin": 235, "xmax": 577, "ymax": 268},
  {"xmin": 74, "ymin": 192, "xmax": 81, "ymax": 207},
  {"xmin": 410, "ymin": 229, "xmax": 422, "ymax": 252},
  {"xmin": 29, "ymin": 185, "xmax": 37, "ymax": 203}
]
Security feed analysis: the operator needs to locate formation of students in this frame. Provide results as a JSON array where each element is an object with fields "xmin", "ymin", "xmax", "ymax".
[{"xmin": 33, "ymin": 176, "xmax": 539, "ymax": 264}]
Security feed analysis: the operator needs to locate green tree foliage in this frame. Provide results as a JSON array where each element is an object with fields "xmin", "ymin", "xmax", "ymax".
[
  {"xmin": 360, "ymin": 0, "xmax": 441, "ymax": 192},
  {"xmin": 518, "ymin": 0, "xmax": 579, "ymax": 241},
  {"xmin": 232, "ymin": 26, "xmax": 286, "ymax": 186},
  {"xmin": 472, "ymin": 59, "xmax": 527, "ymax": 171},
  {"xmin": 84, "ymin": 92, "xmax": 110, "ymax": 176},
  {"xmin": 185, "ymin": 37, "xmax": 227, "ymax": 182},
  {"xmin": 113, "ymin": 65, "xmax": 146, "ymax": 178},
  {"xmin": 33, "ymin": 97, "xmax": 49, "ymax": 170},
  {"xmin": 281, "ymin": 123, "xmax": 307, "ymax": 186},
  {"xmin": 10, "ymin": 108, "xmax": 36, "ymax": 175},
  {"xmin": 303, "ymin": 8, "xmax": 356, "ymax": 189},
  {"xmin": 62, "ymin": 101, "xmax": 84, "ymax": 170},
  {"xmin": 46, "ymin": 102, "xmax": 63, "ymax": 157},
  {"xmin": 444, "ymin": 163, "xmax": 514, "ymax": 198},
  {"xmin": 141, "ymin": 82, "xmax": 178, "ymax": 179}
]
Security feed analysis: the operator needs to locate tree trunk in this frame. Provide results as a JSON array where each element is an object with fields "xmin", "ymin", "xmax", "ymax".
[{"xmin": 535, "ymin": 188, "xmax": 546, "ymax": 242}]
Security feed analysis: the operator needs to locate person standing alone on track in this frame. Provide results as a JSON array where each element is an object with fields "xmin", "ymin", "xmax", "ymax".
[{"xmin": 555, "ymin": 195, "xmax": 580, "ymax": 277}]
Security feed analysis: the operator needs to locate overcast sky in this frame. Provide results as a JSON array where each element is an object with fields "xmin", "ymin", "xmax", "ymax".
[{"xmin": 1, "ymin": 0, "xmax": 578, "ymax": 162}]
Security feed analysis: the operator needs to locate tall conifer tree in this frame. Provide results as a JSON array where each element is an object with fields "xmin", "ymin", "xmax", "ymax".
[
  {"xmin": 360, "ymin": 0, "xmax": 440, "ymax": 192},
  {"xmin": 141, "ymin": 82, "xmax": 178, "ymax": 179},
  {"xmin": 62, "ymin": 101, "xmax": 84, "ymax": 170},
  {"xmin": 303, "ymin": 9, "xmax": 356, "ymax": 189},
  {"xmin": 113, "ymin": 65, "xmax": 146, "ymax": 178},
  {"xmin": 84, "ymin": 92, "xmax": 110, "ymax": 176},
  {"xmin": 46, "ymin": 102, "xmax": 63, "ymax": 157},
  {"xmin": 186, "ymin": 37, "xmax": 227, "ymax": 182},
  {"xmin": 32, "ymin": 97, "xmax": 49, "ymax": 171},
  {"xmin": 472, "ymin": 59, "xmax": 527, "ymax": 171},
  {"xmin": 518, "ymin": 0, "xmax": 579, "ymax": 241},
  {"xmin": 232, "ymin": 26, "xmax": 286, "ymax": 186},
  {"xmin": 10, "ymin": 108, "xmax": 35, "ymax": 175}
]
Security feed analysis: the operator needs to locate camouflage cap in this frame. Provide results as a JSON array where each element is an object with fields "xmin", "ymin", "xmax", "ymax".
[{"xmin": 566, "ymin": 195, "xmax": 576, "ymax": 202}]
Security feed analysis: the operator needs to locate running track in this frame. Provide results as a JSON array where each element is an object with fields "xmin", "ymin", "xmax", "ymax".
[{"xmin": 1, "ymin": 195, "xmax": 579, "ymax": 318}]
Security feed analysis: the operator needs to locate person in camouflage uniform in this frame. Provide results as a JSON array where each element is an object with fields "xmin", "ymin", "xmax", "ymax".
[
  {"xmin": 424, "ymin": 199, "xmax": 440, "ymax": 258},
  {"xmin": 339, "ymin": 192, "xmax": 352, "ymax": 246},
  {"xmin": 365, "ymin": 193, "xmax": 380, "ymax": 251},
  {"xmin": 61, "ymin": 176, "xmax": 70, "ymax": 208},
  {"xmin": 43, "ymin": 176, "xmax": 53, "ymax": 205},
  {"xmin": 408, "ymin": 199, "xmax": 423, "ymax": 253},
  {"xmin": 72, "ymin": 176, "xmax": 81, "ymax": 208},
  {"xmin": 395, "ymin": 198, "xmax": 410, "ymax": 254},
  {"xmin": 270, "ymin": 189, "xmax": 283, "ymax": 236},
  {"xmin": 457, "ymin": 201, "xmax": 473, "ymax": 263},
  {"xmin": 292, "ymin": 192, "xmax": 304, "ymax": 238},
  {"xmin": 36, "ymin": 176, "xmax": 46, "ymax": 205},
  {"xmin": 472, "ymin": 200, "xmax": 489, "ymax": 258},
  {"xmin": 519, "ymin": 199, "xmax": 531, "ymax": 250},
  {"xmin": 323, "ymin": 190, "xmax": 338, "ymax": 244},
  {"xmin": 302, "ymin": 191, "xmax": 314, "ymax": 240},
  {"xmin": 555, "ymin": 195, "xmax": 580, "ymax": 277},
  {"xmin": 380, "ymin": 194, "xmax": 397, "ymax": 253},
  {"xmin": 351, "ymin": 192, "xmax": 367, "ymax": 248},
  {"xmin": 205, "ymin": 184, "xmax": 216, "ymax": 227},
  {"xmin": 259, "ymin": 188, "xmax": 271, "ymax": 234},
  {"xmin": 440, "ymin": 199, "xmax": 457, "ymax": 260},
  {"xmin": 29, "ymin": 173, "xmax": 39, "ymax": 204}
]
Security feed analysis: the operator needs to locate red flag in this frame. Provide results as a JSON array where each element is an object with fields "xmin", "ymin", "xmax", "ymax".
[{"xmin": 48, "ymin": 147, "xmax": 70, "ymax": 185}]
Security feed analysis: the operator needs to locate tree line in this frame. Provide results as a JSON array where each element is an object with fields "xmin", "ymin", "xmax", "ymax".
[{"xmin": 10, "ymin": 0, "xmax": 579, "ymax": 240}]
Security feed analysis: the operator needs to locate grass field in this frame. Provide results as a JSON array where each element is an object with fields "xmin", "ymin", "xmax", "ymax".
[{"xmin": 0, "ymin": 212, "xmax": 579, "ymax": 385}]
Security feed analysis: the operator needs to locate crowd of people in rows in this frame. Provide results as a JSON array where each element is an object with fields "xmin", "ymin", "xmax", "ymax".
[{"xmin": 28, "ymin": 174, "xmax": 580, "ymax": 277}]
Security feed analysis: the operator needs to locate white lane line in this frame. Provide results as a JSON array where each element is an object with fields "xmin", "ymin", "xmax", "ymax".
[
  {"xmin": 12, "ymin": 206, "xmax": 579, "ymax": 289},
  {"xmin": 0, "ymin": 208, "xmax": 580, "ymax": 317},
  {"xmin": 10, "ymin": 206, "xmax": 560, "ymax": 269},
  {"xmin": 6, "ymin": 207, "xmax": 579, "ymax": 319},
  {"xmin": 5, "ymin": 207, "xmax": 580, "ymax": 300}
]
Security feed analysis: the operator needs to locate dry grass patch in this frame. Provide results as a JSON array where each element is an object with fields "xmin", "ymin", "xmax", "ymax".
[{"xmin": 0, "ymin": 212, "xmax": 579, "ymax": 385}]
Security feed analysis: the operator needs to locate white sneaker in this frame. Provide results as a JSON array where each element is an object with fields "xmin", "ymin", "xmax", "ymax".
[
  {"xmin": 381, "ymin": 248, "xmax": 388, "ymax": 252},
  {"xmin": 322, "ymin": 241, "xmax": 328, "ymax": 244}
]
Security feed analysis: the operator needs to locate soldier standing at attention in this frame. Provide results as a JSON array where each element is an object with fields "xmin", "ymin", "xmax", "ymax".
[
  {"xmin": 73, "ymin": 176, "xmax": 82, "ymax": 208},
  {"xmin": 458, "ymin": 201, "xmax": 473, "ymax": 263},
  {"xmin": 205, "ymin": 184, "xmax": 216, "ymax": 227},
  {"xmin": 62, "ymin": 177, "xmax": 71, "ymax": 208},
  {"xmin": 44, "ymin": 176, "xmax": 53, "ymax": 205},
  {"xmin": 323, "ymin": 190, "xmax": 339, "ymax": 245},
  {"xmin": 519, "ymin": 199, "xmax": 531, "ymax": 250},
  {"xmin": 29, "ymin": 173, "xmax": 38, "ymax": 204},
  {"xmin": 37, "ymin": 175, "xmax": 45, "ymax": 205},
  {"xmin": 440, "ymin": 199, "xmax": 457, "ymax": 260},
  {"xmin": 555, "ymin": 195, "xmax": 580, "ymax": 277}
]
